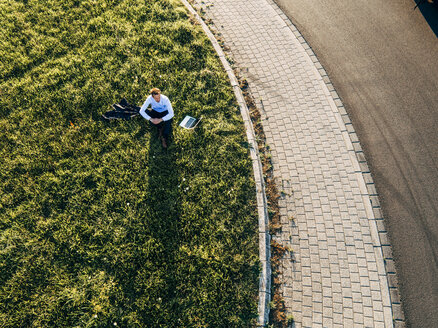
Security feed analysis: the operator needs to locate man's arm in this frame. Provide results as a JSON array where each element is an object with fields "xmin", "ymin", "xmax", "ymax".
[
  {"xmin": 139, "ymin": 96, "xmax": 152, "ymax": 120},
  {"xmin": 161, "ymin": 96, "xmax": 174, "ymax": 121}
]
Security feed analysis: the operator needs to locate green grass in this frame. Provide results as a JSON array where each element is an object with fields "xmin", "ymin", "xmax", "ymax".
[{"xmin": 0, "ymin": 0, "xmax": 259, "ymax": 326}]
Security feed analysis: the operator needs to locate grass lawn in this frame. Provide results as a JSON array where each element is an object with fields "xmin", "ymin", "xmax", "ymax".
[{"xmin": 0, "ymin": 0, "xmax": 259, "ymax": 326}]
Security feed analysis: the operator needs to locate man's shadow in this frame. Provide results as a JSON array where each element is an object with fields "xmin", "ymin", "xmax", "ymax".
[
  {"xmin": 139, "ymin": 124, "xmax": 182, "ymax": 323},
  {"xmin": 103, "ymin": 119, "xmax": 183, "ymax": 325},
  {"xmin": 414, "ymin": 0, "xmax": 438, "ymax": 37}
]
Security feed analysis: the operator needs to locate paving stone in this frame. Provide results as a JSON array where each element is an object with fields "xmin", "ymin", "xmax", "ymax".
[
  {"xmin": 302, "ymin": 305, "xmax": 313, "ymax": 318},
  {"xmin": 323, "ymin": 305, "xmax": 333, "ymax": 318},
  {"xmin": 392, "ymin": 303, "xmax": 405, "ymax": 321},
  {"xmin": 343, "ymin": 297, "xmax": 353, "ymax": 309},
  {"xmin": 323, "ymin": 317, "xmax": 333, "ymax": 327},
  {"xmin": 382, "ymin": 245, "xmax": 393, "ymax": 259},
  {"xmin": 374, "ymin": 322, "xmax": 385, "ymax": 328},
  {"xmin": 354, "ymin": 312, "xmax": 364, "ymax": 325},
  {"xmin": 344, "ymin": 318, "xmax": 354, "ymax": 327},
  {"xmin": 388, "ymin": 273, "xmax": 399, "ymax": 288},
  {"xmin": 313, "ymin": 301, "xmax": 323, "ymax": 314},
  {"xmin": 351, "ymin": 282, "xmax": 362, "ymax": 293},
  {"xmin": 332, "ymin": 312, "xmax": 343, "ymax": 324},
  {"xmin": 394, "ymin": 321, "xmax": 406, "ymax": 328},
  {"xmin": 313, "ymin": 311, "xmax": 323, "ymax": 325},
  {"xmin": 389, "ymin": 287, "xmax": 401, "ymax": 304},
  {"xmin": 373, "ymin": 299, "xmax": 384, "ymax": 312},
  {"xmin": 374, "ymin": 310, "xmax": 384, "ymax": 323},
  {"xmin": 302, "ymin": 315, "xmax": 313, "ymax": 327},
  {"xmin": 364, "ymin": 316, "xmax": 375, "ymax": 328},
  {"xmin": 363, "ymin": 305, "xmax": 374, "ymax": 318},
  {"xmin": 352, "ymin": 292, "xmax": 362, "ymax": 304},
  {"xmin": 384, "ymin": 305, "xmax": 394, "ymax": 328},
  {"xmin": 362, "ymin": 296, "xmax": 373, "ymax": 307}
]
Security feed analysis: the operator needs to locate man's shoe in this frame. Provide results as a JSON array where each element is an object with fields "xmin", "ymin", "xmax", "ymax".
[{"xmin": 161, "ymin": 137, "xmax": 168, "ymax": 149}]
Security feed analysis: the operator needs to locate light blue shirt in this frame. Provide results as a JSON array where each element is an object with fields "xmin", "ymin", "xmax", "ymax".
[{"xmin": 139, "ymin": 94, "xmax": 174, "ymax": 121}]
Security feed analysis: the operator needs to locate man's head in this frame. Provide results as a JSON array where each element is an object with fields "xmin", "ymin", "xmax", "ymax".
[{"xmin": 150, "ymin": 88, "xmax": 161, "ymax": 102}]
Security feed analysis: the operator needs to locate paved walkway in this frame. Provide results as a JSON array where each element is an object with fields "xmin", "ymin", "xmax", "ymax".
[{"xmin": 190, "ymin": 0, "xmax": 402, "ymax": 327}]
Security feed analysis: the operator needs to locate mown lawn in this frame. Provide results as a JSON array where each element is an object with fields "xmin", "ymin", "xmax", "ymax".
[{"xmin": 0, "ymin": 0, "xmax": 259, "ymax": 326}]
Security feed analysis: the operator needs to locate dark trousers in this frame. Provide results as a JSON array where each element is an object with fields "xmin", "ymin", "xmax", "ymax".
[{"xmin": 146, "ymin": 110, "xmax": 172, "ymax": 139}]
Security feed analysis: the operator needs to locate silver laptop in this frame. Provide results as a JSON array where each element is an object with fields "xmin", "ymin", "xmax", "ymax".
[{"xmin": 179, "ymin": 115, "xmax": 202, "ymax": 129}]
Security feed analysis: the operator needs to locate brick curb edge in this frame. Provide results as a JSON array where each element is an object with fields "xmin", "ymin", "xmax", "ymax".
[
  {"xmin": 267, "ymin": 0, "xmax": 406, "ymax": 326},
  {"xmin": 180, "ymin": 0, "xmax": 272, "ymax": 326}
]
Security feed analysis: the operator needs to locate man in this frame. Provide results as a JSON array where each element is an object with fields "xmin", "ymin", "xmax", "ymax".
[{"xmin": 139, "ymin": 88, "xmax": 174, "ymax": 148}]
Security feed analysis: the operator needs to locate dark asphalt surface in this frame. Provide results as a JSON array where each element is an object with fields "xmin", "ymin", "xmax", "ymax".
[{"xmin": 273, "ymin": 0, "xmax": 438, "ymax": 327}]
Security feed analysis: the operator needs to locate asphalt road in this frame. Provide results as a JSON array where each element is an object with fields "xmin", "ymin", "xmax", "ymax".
[{"xmin": 273, "ymin": 0, "xmax": 438, "ymax": 327}]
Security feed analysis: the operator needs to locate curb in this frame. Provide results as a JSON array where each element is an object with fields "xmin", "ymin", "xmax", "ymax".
[
  {"xmin": 268, "ymin": 0, "xmax": 406, "ymax": 326},
  {"xmin": 180, "ymin": 0, "xmax": 271, "ymax": 326}
]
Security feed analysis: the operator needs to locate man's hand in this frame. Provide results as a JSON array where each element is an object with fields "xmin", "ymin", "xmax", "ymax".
[{"xmin": 150, "ymin": 118, "xmax": 163, "ymax": 124}]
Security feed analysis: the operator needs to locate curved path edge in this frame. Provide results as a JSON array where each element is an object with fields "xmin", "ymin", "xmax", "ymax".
[
  {"xmin": 180, "ymin": 0, "xmax": 272, "ymax": 325},
  {"xmin": 264, "ymin": 1, "xmax": 406, "ymax": 325}
]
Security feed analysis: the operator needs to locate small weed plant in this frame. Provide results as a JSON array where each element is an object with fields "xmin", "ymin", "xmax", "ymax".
[{"xmin": 0, "ymin": 0, "xmax": 259, "ymax": 326}]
